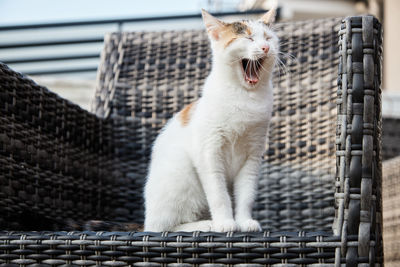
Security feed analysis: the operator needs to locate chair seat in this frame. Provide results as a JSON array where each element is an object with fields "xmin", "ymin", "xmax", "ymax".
[{"xmin": 0, "ymin": 231, "xmax": 341, "ymax": 265}]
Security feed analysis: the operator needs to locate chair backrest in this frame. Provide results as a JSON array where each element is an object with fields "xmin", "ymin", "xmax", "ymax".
[{"xmin": 92, "ymin": 17, "xmax": 343, "ymax": 230}]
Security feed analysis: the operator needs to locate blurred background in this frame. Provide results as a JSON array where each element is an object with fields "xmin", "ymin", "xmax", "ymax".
[{"xmin": 0, "ymin": 0, "xmax": 396, "ymax": 112}]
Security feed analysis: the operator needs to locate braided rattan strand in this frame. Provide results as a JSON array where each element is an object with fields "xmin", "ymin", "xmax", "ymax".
[{"xmin": 335, "ymin": 16, "xmax": 383, "ymax": 265}]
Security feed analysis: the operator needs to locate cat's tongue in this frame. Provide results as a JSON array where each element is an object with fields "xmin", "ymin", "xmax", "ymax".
[{"xmin": 245, "ymin": 69, "xmax": 259, "ymax": 84}]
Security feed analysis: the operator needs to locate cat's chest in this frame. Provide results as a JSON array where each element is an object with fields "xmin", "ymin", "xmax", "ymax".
[
  {"xmin": 219, "ymin": 113, "xmax": 267, "ymax": 179},
  {"xmin": 219, "ymin": 99, "xmax": 270, "ymax": 176},
  {"xmin": 220, "ymin": 100, "xmax": 270, "ymax": 131},
  {"xmin": 221, "ymin": 136, "xmax": 245, "ymax": 176}
]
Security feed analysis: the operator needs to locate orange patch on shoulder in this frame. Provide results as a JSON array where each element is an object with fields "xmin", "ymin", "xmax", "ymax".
[{"xmin": 179, "ymin": 101, "xmax": 197, "ymax": 126}]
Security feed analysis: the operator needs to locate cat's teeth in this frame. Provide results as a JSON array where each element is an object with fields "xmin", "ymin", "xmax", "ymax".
[
  {"xmin": 246, "ymin": 76, "xmax": 259, "ymax": 84},
  {"xmin": 245, "ymin": 70, "xmax": 259, "ymax": 83},
  {"xmin": 242, "ymin": 58, "xmax": 261, "ymax": 84}
]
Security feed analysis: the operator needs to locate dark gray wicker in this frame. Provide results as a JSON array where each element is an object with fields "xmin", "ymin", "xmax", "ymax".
[{"xmin": 0, "ymin": 15, "xmax": 382, "ymax": 266}]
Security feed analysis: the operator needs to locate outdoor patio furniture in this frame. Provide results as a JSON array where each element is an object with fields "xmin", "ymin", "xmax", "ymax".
[{"xmin": 1, "ymin": 15, "xmax": 382, "ymax": 266}]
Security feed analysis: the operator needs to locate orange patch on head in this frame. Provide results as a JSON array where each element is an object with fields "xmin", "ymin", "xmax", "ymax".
[
  {"xmin": 231, "ymin": 21, "xmax": 248, "ymax": 35},
  {"xmin": 245, "ymin": 26, "xmax": 252, "ymax": 36},
  {"xmin": 179, "ymin": 101, "xmax": 197, "ymax": 126},
  {"xmin": 223, "ymin": 35, "xmax": 237, "ymax": 48},
  {"xmin": 220, "ymin": 21, "xmax": 251, "ymax": 48},
  {"xmin": 220, "ymin": 28, "xmax": 240, "ymax": 48}
]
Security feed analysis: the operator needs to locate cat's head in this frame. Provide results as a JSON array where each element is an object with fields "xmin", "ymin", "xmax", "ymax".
[{"xmin": 202, "ymin": 9, "xmax": 278, "ymax": 89}]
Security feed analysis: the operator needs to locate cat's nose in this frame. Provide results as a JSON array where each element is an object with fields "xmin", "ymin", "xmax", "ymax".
[{"xmin": 261, "ymin": 45, "xmax": 269, "ymax": 54}]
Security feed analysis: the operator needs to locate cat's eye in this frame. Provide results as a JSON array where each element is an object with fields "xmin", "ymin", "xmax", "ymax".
[
  {"xmin": 264, "ymin": 33, "xmax": 271, "ymax": 40},
  {"xmin": 246, "ymin": 37, "xmax": 254, "ymax": 41}
]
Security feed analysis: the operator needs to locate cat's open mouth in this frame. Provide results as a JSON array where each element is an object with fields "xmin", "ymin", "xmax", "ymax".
[{"xmin": 241, "ymin": 58, "xmax": 265, "ymax": 85}]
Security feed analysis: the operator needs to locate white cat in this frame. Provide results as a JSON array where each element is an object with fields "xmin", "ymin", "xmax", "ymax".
[{"xmin": 144, "ymin": 8, "xmax": 278, "ymax": 232}]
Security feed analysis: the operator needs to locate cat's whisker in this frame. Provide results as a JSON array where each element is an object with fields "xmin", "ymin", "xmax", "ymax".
[
  {"xmin": 230, "ymin": 56, "xmax": 245, "ymax": 64},
  {"xmin": 274, "ymin": 58, "xmax": 290, "ymax": 82},
  {"xmin": 244, "ymin": 59, "xmax": 251, "ymax": 82},
  {"xmin": 274, "ymin": 57, "xmax": 287, "ymax": 72},
  {"xmin": 277, "ymin": 55, "xmax": 290, "ymax": 67},
  {"xmin": 266, "ymin": 52, "xmax": 297, "ymax": 73},
  {"xmin": 277, "ymin": 51, "xmax": 297, "ymax": 59},
  {"xmin": 254, "ymin": 61, "xmax": 259, "ymax": 81},
  {"xmin": 257, "ymin": 61, "xmax": 268, "ymax": 74},
  {"xmin": 246, "ymin": 51, "xmax": 290, "ymax": 79},
  {"xmin": 278, "ymin": 40, "xmax": 307, "ymax": 46},
  {"xmin": 250, "ymin": 60, "xmax": 255, "ymax": 82},
  {"xmin": 277, "ymin": 54, "xmax": 297, "ymax": 65}
]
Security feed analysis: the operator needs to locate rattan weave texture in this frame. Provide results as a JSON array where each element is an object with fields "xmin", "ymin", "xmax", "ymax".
[
  {"xmin": 0, "ymin": 63, "xmax": 116, "ymax": 228},
  {"xmin": 0, "ymin": 231, "xmax": 340, "ymax": 266},
  {"xmin": 334, "ymin": 16, "xmax": 383, "ymax": 265},
  {"xmin": 1, "ymin": 15, "xmax": 383, "ymax": 266}
]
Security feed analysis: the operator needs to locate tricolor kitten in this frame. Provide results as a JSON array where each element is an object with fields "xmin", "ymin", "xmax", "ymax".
[{"xmin": 144, "ymin": 8, "xmax": 278, "ymax": 232}]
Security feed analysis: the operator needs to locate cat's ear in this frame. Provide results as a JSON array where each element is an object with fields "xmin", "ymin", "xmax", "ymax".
[
  {"xmin": 260, "ymin": 7, "xmax": 276, "ymax": 25},
  {"xmin": 202, "ymin": 9, "xmax": 226, "ymax": 40}
]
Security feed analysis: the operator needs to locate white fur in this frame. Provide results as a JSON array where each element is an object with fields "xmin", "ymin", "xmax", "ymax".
[{"xmin": 144, "ymin": 10, "xmax": 278, "ymax": 232}]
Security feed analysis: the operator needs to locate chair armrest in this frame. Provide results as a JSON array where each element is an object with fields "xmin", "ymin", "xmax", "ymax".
[
  {"xmin": 0, "ymin": 63, "xmax": 114, "ymax": 229},
  {"xmin": 334, "ymin": 16, "xmax": 383, "ymax": 264}
]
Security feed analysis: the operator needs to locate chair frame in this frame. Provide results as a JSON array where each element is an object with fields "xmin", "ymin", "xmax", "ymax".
[{"xmin": 0, "ymin": 15, "xmax": 382, "ymax": 266}]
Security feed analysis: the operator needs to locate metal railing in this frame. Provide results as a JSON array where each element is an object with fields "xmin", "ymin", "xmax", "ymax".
[{"xmin": 0, "ymin": 9, "xmax": 277, "ymax": 76}]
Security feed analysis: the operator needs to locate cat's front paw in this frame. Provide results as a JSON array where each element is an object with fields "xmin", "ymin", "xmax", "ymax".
[
  {"xmin": 237, "ymin": 219, "xmax": 262, "ymax": 232},
  {"xmin": 212, "ymin": 219, "xmax": 239, "ymax": 232}
]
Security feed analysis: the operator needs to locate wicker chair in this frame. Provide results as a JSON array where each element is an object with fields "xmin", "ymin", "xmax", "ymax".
[{"xmin": 0, "ymin": 15, "xmax": 383, "ymax": 266}]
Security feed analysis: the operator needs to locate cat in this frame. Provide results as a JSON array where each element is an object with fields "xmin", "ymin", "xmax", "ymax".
[{"xmin": 144, "ymin": 8, "xmax": 278, "ymax": 232}]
